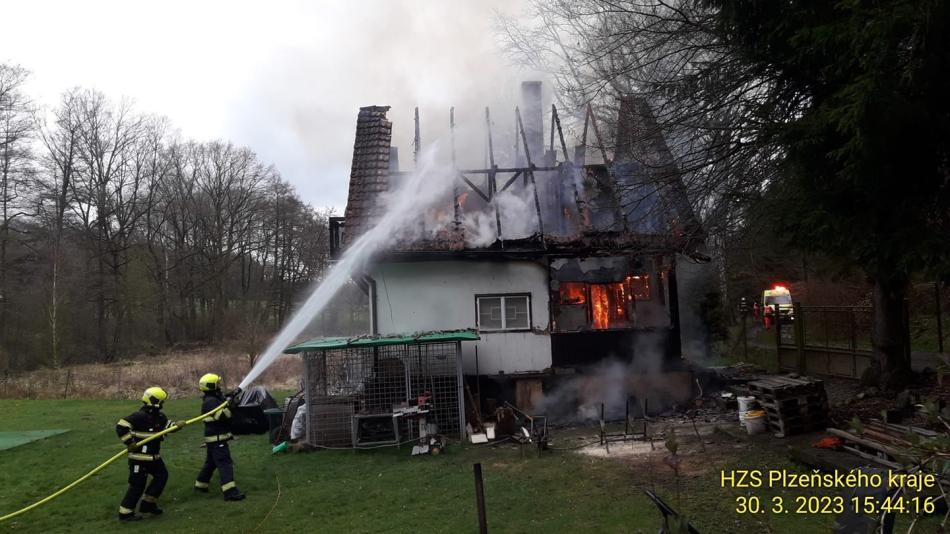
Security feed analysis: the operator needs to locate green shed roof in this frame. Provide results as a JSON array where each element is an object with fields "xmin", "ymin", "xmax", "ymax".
[{"xmin": 284, "ymin": 329, "xmax": 480, "ymax": 353}]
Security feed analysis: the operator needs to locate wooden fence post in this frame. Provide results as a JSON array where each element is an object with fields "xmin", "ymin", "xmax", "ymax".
[
  {"xmin": 935, "ymin": 282, "xmax": 944, "ymax": 354},
  {"xmin": 794, "ymin": 303, "xmax": 805, "ymax": 372},
  {"xmin": 903, "ymin": 298, "xmax": 912, "ymax": 365},
  {"xmin": 473, "ymin": 463, "xmax": 488, "ymax": 534}
]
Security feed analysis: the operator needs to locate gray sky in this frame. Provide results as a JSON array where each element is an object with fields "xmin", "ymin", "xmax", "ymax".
[{"xmin": 0, "ymin": 0, "xmax": 535, "ymax": 212}]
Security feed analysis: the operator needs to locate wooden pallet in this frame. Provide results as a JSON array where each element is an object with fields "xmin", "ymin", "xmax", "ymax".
[
  {"xmin": 748, "ymin": 376, "xmax": 825, "ymax": 397},
  {"xmin": 748, "ymin": 375, "xmax": 828, "ymax": 438}
]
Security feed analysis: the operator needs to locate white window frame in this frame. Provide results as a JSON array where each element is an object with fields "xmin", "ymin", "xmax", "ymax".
[{"xmin": 475, "ymin": 294, "xmax": 531, "ymax": 332}]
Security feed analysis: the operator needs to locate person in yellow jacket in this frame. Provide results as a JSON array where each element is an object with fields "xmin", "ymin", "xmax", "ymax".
[
  {"xmin": 115, "ymin": 387, "xmax": 181, "ymax": 521},
  {"xmin": 193, "ymin": 373, "xmax": 246, "ymax": 501}
]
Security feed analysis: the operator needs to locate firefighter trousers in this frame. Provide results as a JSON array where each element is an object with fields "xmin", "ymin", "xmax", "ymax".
[
  {"xmin": 119, "ymin": 459, "xmax": 168, "ymax": 515},
  {"xmin": 195, "ymin": 441, "xmax": 238, "ymax": 493}
]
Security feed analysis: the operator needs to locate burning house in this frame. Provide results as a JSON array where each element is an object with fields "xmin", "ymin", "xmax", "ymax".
[{"xmin": 327, "ymin": 82, "xmax": 704, "ymax": 418}]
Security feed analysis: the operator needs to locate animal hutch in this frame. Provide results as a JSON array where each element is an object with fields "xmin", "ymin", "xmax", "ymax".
[{"xmin": 285, "ymin": 330, "xmax": 477, "ymax": 449}]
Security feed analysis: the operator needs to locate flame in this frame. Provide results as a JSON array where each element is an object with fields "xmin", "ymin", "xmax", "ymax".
[
  {"xmin": 559, "ymin": 283, "xmax": 587, "ymax": 304},
  {"xmin": 591, "ymin": 284, "xmax": 610, "ymax": 329},
  {"xmin": 563, "ymin": 207, "xmax": 574, "ymax": 224},
  {"xmin": 590, "ymin": 283, "xmax": 629, "ymax": 329},
  {"xmin": 456, "ymin": 192, "xmax": 469, "ymax": 210}
]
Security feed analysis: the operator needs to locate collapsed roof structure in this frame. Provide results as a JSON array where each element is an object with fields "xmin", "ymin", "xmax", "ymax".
[{"xmin": 337, "ymin": 89, "xmax": 703, "ymax": 258}]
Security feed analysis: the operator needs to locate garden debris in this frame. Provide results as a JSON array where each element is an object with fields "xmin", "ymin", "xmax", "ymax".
[
  {"xmin": 813, "ymin": 436, "xmax": 843, "ymax": 450},
  {"xmin": 747, "ymin": 375, "xmax": 828, "ymax": 437},
  {"xmin": 828, "ymin": 420, "xmax": 943, "ymax": 473}
]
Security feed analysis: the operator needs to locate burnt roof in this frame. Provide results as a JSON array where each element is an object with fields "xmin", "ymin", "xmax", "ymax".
[{"xmin": 341, "ymin": 97, "xmax": 703, "ymax": 257}]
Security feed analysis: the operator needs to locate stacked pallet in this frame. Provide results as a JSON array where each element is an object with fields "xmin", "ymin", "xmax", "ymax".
[{"xmin": 748, "ymin": 376, "xmax": 829, "ymax": 437}]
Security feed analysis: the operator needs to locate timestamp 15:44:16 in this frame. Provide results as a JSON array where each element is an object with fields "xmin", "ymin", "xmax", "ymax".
[{"xmin": 735, "ymin": 494, "xmax": 936, "ymax": 515}]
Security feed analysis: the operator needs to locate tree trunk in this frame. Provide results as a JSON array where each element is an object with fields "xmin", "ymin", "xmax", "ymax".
[
  {"xmin": 868, "ymin": 274, "xmax": 912, "ymax": 389},
  {"xmin": 49, "ymin": 253, "xmax": 60, "ymax": 368},
  {"xmin": 97, "ymin": 253, "xmax": 108, "ymax": 361}
]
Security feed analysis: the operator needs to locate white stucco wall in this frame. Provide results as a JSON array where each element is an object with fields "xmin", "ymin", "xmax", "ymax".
[{"xmin": 369, "ymin": 260, "xmax": 552, "ymax": 375}]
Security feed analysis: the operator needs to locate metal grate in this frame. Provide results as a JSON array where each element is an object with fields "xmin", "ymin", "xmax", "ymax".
[{"xmin": 303, "ymin": 341, "xmax": 463, "ymax": 448}]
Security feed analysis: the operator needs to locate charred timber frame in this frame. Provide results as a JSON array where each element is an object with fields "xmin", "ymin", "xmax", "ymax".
[
  {"xmin": 382, "ymin": 102, "xmax": 691, "ymax": 258},
  {"xmin": 515, "ymin": 106, "xmax": 546, "ymax": 248},
  {"xmin": 484, "ymin": 107, "xmax": 503, "ymax": 242}
]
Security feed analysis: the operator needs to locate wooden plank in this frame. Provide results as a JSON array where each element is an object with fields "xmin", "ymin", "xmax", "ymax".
[
  {"xmin": 826, "ymin": 428, "xmax": 903, "ymax": 457},
  {"xmin": 841, "ymin": 446, "xmax": 903, "ymax": 470},
  {"xmin": 515, "ymin": 379, "xmax": 543, "ymax": 414}
]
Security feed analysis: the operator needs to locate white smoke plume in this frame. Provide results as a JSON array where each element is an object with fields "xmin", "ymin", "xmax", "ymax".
[
  {"xmin": 241, "ymin": 143, "xmax": 456, "ymax": 388},
  {"xmin": 535, "ymin": 333, "xmax": 696, "ymax": 423},
  {"xmin": 452, "ymin": 184, "xmax": 541, "ymax": 247}
]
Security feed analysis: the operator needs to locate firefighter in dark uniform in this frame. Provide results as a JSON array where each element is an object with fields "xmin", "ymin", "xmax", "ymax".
[
  {"xmin": 193, "ymin": 373, "xmax": 246, "ymax": 501},
  {"xmin": 115, "ymin": 386, "xmax": 180, "ymax": 521}
]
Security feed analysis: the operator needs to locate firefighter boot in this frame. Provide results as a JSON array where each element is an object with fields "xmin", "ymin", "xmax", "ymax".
[
  {"xmin": 223, "ymin": 487, "xmax": 246, "ymax": 501},
  {"xmin": 139, "ymin": 500, "xmax": 163, "ymax": 515},
  {"xmin": 118, "ymin": 512, "xmax": 142, "ymax": 522}
]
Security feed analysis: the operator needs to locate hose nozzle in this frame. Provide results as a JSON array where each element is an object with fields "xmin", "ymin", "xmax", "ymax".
[{"xmin": 225, "ymin": 387, "xmax": 243, "ymax": 400}]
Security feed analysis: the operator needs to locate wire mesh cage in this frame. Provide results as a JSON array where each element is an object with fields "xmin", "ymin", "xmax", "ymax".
[{"xmin": 302, "ymin": 341, "xmax": 464, "ymax": 448}]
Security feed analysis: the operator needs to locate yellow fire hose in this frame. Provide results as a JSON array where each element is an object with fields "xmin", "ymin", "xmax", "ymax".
[{"xmin": 0, "ymin": 400, "xmax": 230, "ymax": 523}]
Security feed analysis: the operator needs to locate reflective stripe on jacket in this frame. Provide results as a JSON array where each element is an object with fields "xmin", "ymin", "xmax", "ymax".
[
  {"xmin": 116, "ymin": 406, "xmax": 173, "ymax": 458},
  {"xmin": 201, "ymin": 393, "xmax": 233, "ymax": 442}
]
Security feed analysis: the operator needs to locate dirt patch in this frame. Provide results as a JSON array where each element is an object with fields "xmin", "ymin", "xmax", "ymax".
[{"xmin": 578, "ymin": 439, "xmax": 660, "ymax": 459}]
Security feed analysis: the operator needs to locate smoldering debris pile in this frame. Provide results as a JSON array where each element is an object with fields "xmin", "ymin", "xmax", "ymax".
[
  {"xmin": 462, "ymin": 361, "xmax": 747, "ymax": 457},
  {"xmin": 533, "ymin": 356, "xmax": 712, "ymax": 425}
]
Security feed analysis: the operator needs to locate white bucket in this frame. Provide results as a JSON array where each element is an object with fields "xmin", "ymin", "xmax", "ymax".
[
  {"xmin": 741, "ymin": 410, "xmax": 768, "ymax": 435},
  {"xmin": 737, "ymin": 396, "xmax": 756, "ymax": 412}
]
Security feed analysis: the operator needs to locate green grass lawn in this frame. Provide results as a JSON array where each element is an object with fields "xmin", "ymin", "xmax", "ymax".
[{"xmin": 0, "ymin": 397, "xmax": 940, "ymax": 533}]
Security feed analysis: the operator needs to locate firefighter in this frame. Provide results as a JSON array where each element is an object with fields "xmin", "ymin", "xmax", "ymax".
[
  {"xmin": 763, "ymin": 303, "xmax": 775, "ymax": 329},
  {"xmin": 115, "ymin": 386, "xmax": 181, "ymax": 522},
  {"xmin": 193, "ymin": 373, "xmax": 246, "ymax": 501}
]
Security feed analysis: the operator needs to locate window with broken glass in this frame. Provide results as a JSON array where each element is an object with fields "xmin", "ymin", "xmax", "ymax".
[
  {"xmin": 476, "ymin": 294, "xmax": 530, "ymax": 331},
  {"xmin": 553, "ymin": 275, "xmax": 652, "ymax": 332}
]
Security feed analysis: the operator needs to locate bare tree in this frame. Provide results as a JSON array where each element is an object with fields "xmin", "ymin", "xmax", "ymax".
[
  {"xmin": 496, "ymin": 0, "xmax": 797, "ymax": 239},
  {"xmin": 69, "ymin": 90, "xmax": 150, "ymax": 360},
  {"xmin": 36, "ymin": 89, "xmax": 86, "ymax": 367},
  {"xmin": 0, "ymin": 75, "xmax": 336, "ymax": 370},
  {"xmin": 0, "ymin": 65, "xmax": 35, "ymax": 344}
]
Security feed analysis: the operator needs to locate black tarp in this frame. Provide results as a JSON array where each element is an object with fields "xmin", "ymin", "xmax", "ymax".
[{"xmin": 231, "ymin": 386, "xmax": 279, "ymax": 435}]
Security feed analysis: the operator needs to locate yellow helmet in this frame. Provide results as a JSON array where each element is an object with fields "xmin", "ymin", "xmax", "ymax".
[
  {"xmin": 142, "ymin": 386, "xmax": 168, "ymax": 408},
  {"xmin": 199, "ymin": 373, "xmax": 222, "ymax": 393}
]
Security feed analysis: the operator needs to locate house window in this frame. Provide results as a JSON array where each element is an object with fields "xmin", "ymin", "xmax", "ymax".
[
  {"xmin": 552, "ymin": 274, "xmax": 653, "ymax": 332},
  {"xmin": 476, "ymin": 294, "xmax": 530, "ymax": 331},
  {"xmin": 625, "ymin": 275, "xmax": 651, "ymax": 301}
]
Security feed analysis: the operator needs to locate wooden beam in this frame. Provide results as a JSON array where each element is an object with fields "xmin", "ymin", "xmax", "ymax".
[
  {"xmin": 413, "ymin": 107, "xmax": 421, "ymax": 165},
  {"xmin": 485, "ymin": 107, "xmax": 502, "ymax": 241},
  {"xmin": 451, "ymin": 107, "xmax": 459, "ymax": 226},
  {"xmin": 499, "ymin": 171, "xmax": 523, "ymax": 192},
  {"xmin": 552, "ymin": 104, "xmax": 570, "ymax": 163},
  {"xmin": 516, "ymin": 106, "xmax": 546, "ymax": 247},
  {"xmin": 459, "ymin": 173, "xmax": 489, "ymax": 202}
]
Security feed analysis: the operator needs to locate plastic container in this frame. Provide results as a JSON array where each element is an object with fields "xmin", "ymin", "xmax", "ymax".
[
  {"xmin": 271, "ymin": 441, "xmax": 288, "ymax": 454},
  {"xmin": 737, "ymin": 396, "xmax": 756, "ymax": 413},
  {"xmin": 741, "ymin": 410, "xmax": 768, "ymax": 435}
]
